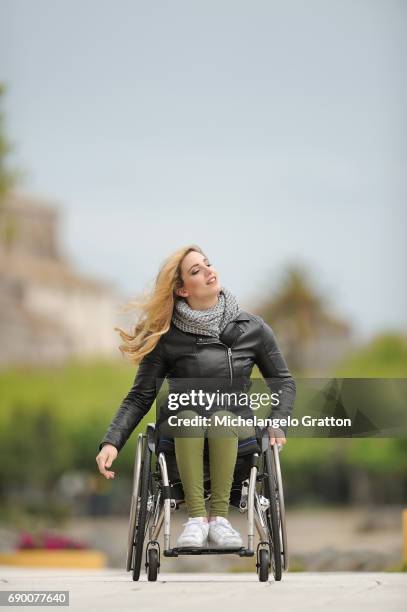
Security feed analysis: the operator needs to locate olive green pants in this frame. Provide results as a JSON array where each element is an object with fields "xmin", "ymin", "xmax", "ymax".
[{"xmin": 164, "ymin": 409, "xmax": 256, "ymax": 518}]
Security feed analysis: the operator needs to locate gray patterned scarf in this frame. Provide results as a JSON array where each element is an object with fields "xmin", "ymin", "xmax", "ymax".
[{"xmin": 172, "ymin": 286, "xmax": 241, "ymax": 338}]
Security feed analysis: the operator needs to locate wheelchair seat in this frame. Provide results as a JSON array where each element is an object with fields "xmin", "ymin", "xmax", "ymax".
[
  {"xmin": 150, "ymin": 424, "xmax": 262, "ymax": 506},
  {"xmin": 153, "ymin": 425, "xmax": 262, "ymax": 457}
]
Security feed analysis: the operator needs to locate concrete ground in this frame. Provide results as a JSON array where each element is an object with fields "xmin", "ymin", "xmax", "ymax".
[{"xmin": 0, "ymin": 567, "xmax": 406, "ymax": 612}]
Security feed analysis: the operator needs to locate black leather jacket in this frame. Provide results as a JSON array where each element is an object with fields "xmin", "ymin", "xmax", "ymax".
[{"xmin": 98, "ymin": 311, "xmax": 296, "ymax": 453}]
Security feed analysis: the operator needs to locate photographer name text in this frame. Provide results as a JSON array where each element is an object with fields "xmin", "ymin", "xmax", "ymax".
[{"xmin": 167, "ymin": 414, "xmax": 352, "ymax": 428}]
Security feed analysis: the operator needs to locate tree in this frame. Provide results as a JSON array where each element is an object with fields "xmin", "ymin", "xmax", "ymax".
[
  {"xmin": 0, "ymin": 82, "xmax": 24, "ymax": 251},
  {"xmin": 0, "ymin": 83, "xmax": 20, "ymax": 198},
  {"xmin": 256, "ymin": 263, "xmax": 351, "ymax": 373}
]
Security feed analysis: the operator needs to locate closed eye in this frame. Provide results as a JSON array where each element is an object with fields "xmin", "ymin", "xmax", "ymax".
[{"xmin": 191, "ymin": 262, "xmax": 212, "ymax": 275}]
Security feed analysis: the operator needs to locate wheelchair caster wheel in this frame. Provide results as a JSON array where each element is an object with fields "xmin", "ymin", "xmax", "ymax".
[
  {"xmin": 257, "ymin": 547, "xmax": 270, "ymax": 582},
  {"xmin": 146, "ymin": 548, "xmax": 160, "ymax": 581}
]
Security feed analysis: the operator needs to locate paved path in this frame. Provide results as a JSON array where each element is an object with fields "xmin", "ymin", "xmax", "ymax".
[{"xmin": 0, "ymin": 568, "xmax": 406, "ymax": 611}]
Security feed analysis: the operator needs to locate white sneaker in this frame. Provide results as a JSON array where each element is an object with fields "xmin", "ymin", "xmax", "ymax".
[
  {"xmin": 208, "ymin": 516, "xmax": 243, "ymax": 548},
  {"xmin": 177, "ymin": 517, "xmax": 209, "ymax": 548}
]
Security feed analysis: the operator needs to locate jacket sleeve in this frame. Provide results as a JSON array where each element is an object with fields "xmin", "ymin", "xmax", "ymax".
[
  {"xmin": 98, "ymin": 337, "xmax": 169, "ymax": 453},
  {"xmin": 254, "ymin": 316, "xmax": 296, "ymax": 437}
]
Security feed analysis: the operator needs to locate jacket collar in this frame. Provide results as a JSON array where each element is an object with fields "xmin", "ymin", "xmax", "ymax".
[
  {"xmin": 233, "ymin": 311, "xmax": 250, "ymax": 322},
  {"xmin": 195, "ymin": 311, "xmax": 250, "ymax": 345},
  {"xmin": 170, "ymin": 310, "xmax": 251, "ymax": 341}
]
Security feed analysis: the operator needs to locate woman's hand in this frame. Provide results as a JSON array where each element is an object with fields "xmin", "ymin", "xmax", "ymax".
[
  {"xmin": 267, "ymin": 426, "xmax": 287, "ymax": 448},
  {"xmin": 96, "ymin": 444, "xmax": 118, "ymax": 479}
]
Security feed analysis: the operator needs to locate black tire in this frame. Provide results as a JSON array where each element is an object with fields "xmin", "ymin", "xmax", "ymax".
[
  {"xmin": 126, "ymin": 435, "xmax": 144, "ymax": 572},
  {"xmin": 272, "ymin": 443, "xmax": 288, "ymax": 571},
  {"xmin": 132, "ymin": 437, "xmax": 152, "ymax": 581},
  {"xmin": 147, "ymin": 548, "xmax": 159, "ymax": 582},
  {"xmin": 258, "ymin": 548, "xmax": 270, "ymax": 582},
  {"xmin": 263, "ymin": 445, "xmax": 282, "ymax": 581}
]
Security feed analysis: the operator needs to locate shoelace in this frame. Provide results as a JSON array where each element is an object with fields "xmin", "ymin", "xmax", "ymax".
[
  {"xmin": 210, "ymin": 518, "xmax": 240, "ymax": 537},
  {"xmin": 181, "ymin": 519, "xmax": 208, "ymax": 535}
]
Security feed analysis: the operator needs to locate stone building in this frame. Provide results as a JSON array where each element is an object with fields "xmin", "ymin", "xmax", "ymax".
[{"xmin": 0, "ymin": 191, "xmax": 126, "ymax": 368}]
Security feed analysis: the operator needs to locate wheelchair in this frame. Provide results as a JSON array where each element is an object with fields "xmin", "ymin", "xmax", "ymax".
[{"xmin": 126, "ymin": 422, "xmax": 288, "ymax": 582}]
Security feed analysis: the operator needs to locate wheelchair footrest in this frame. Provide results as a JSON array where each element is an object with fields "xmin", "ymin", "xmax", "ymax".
[{"xmin": 163, "ymin": 547, "xmax": 254, "ymax": 557}]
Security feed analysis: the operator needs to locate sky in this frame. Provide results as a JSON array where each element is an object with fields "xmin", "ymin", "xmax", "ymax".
[{"xmin": 0, "ymin": 0, "xmax": 406, "ymax": 342}]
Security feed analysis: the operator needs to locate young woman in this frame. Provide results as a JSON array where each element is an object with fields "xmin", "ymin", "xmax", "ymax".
[{"xmin": 96, "ymin": 244, "xmax": 296, "ymax": 549}]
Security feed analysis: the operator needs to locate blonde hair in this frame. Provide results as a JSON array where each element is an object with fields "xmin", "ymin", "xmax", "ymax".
[{"xmin": 114, "ymin": 244, "xmax": 206, "ymax": 365}]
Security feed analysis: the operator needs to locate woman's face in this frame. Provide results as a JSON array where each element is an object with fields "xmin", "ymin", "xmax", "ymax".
[{"xmin": 176, "ymin": 251, "xmax": 221, "ymax": 300}]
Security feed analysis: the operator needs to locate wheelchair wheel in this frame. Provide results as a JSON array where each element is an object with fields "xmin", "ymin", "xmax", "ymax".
[
  {"xmin": 147, "ymin": 548, "xmax": 159, "ymax": 582},
  {"xmin": 126, "ymin": 434, "xmax": 144, "ymax": 572},
  {"xmin": 131, "ymin": 435, "xmax": 153, "ymax": 581},
  {"xmin": 263, "ymin": 445, "xmax": 282, "ymax": 581},
  {"xmin": 272, "ymin": 442, "xmax": 289, "ymax": 571},
  {"xmin": 258, "ymin": 548, "xmax": 269, "ymax": 582}
]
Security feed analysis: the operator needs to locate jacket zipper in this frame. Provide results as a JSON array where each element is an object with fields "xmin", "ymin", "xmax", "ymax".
[
  {"xmin": 196, "ymin": 338, "xmax": 234, "ymax": 385},
  {"xmin": 226, "ymin": 347, "xmax": 233, "ymax": 383}
]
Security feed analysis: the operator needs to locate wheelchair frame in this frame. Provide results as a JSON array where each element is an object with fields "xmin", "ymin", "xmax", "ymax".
[{"xmin": 126, "ymin": 423, "xmax": 288, "ymax": 582}]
